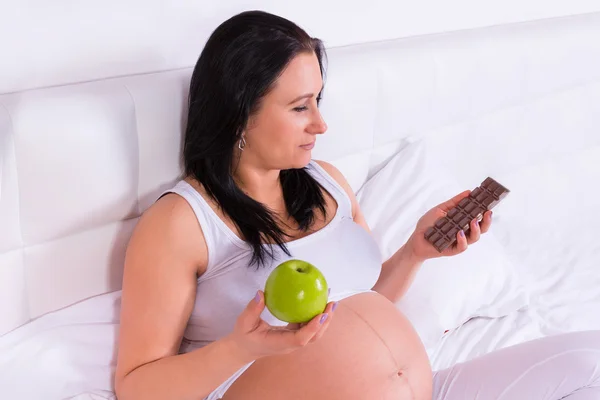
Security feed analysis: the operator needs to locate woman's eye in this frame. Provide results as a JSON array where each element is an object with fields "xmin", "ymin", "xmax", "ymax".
[{"xmin": 293, "ymin": 96, "xmax": 322, "ymax": 112}]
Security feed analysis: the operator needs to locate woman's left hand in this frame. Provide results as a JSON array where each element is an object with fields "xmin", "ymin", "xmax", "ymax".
[{"xmin": 404, "ymin": 190, "xmax": 493, "ymax": 263}]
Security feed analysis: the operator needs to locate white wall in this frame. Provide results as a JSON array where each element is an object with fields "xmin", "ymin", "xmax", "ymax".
[{"xmin": 1, "ymin": 0, "xmax": 599, "ymax": 94}]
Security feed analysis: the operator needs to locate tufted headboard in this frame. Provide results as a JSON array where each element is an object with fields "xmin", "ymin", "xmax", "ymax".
[{"xmin": 1, "ymin": 3, "xmax": 600, "ymax": 336}]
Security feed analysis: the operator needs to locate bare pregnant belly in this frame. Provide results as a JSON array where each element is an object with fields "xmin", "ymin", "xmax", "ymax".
[{"xmin": 222, "ymin": 291, "xmax": 433, "ymax": 400}]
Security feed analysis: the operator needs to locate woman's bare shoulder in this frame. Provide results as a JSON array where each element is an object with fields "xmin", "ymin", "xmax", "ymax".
[
  {"xmin": 312, "ymin": 160, "xmax": 355, "ymax": 208},
  {"xmin": 131, "ymin": 190, "xmax": 208, "ymax": 276},
  {"xmin": 312, "ymin": 160, "xmax": 371, "ymax": 233}
]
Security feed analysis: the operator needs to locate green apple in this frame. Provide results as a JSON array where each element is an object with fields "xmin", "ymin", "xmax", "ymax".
[{"xmin": 264, "ymin": 259, "xmax": 329, "ymax": 324}]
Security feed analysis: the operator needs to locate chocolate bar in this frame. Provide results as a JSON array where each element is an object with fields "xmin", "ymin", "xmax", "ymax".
[{"xmin": 424, "ymin": 177, "xmax": 510, "ymax": 252}]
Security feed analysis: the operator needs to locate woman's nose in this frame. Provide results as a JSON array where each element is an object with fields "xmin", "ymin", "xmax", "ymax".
[{"xmin": 309, "ymin": 112, "xmax": 327, "ymax": 135}]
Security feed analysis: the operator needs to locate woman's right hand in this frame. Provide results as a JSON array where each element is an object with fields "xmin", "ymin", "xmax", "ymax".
[{"xmin": 227, "ymin": 290, "xmax": 337, "ymax": 360}]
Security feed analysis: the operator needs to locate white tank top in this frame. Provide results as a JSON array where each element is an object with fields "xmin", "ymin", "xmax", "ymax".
[{"xmin": 158, "ymin": 160, "xmax": 383, "ymax": 399}]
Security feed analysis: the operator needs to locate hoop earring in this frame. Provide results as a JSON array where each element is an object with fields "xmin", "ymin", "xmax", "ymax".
[{"xmin": 238, "ymin": 134, "xmax": 246, "ymax": 151}]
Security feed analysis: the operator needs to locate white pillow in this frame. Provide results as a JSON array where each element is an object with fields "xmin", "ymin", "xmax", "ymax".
[{"xmin": 356, "ymin": 140, "xmax": 529, "ymax": 350}]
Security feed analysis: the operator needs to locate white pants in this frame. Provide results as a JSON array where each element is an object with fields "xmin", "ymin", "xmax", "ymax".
[{"xmin": 432, "ymin": 330, "xmax": 600, "ymax": 399}]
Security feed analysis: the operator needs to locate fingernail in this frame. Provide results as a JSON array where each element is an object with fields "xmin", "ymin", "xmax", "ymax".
[
  {"xmin": 460, "ymin": 230, "xmax": 465, "ymax": 238},
  {"xmin": 254, "ymin": 291, "xmax": 260, "ymax": 303},
  {"xmin": 475, "ymin": 219, "xmax": 479, "ymax": 227},
  {"xmin": 320, "ymin": 313, "xmax": 329, "ymax": 324},
  {"xmin": 332, "ymin": 302, "xmax": 338, "ymax": 312}
]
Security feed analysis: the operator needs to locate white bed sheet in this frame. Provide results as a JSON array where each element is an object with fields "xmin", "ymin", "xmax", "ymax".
[
  {"xmin": 494, "ymin": 144, "xmax": 600, "ymax": 333},
  {"xmin": 428, "ymin": 143, "xmax": 600, "ymax": 372},
  {"xmin": 429, "ymin": 301, "xmax": 600, "ymax": 373},
  {"xmin": 492, "ymin": 145, "xmax": 600, "ymax": 318},
  {"xmin": 428, "ymin": 307, "xmax": 547, "ymax": 371},
  {"xmin": 0, "ymin": 291, "xmax": 121, "ymax": 400}
]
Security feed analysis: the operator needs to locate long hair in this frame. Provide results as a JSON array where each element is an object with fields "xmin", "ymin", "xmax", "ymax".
[{"xmin": 183, "ymin": 10, "xmax": 328, "ymax": 268}]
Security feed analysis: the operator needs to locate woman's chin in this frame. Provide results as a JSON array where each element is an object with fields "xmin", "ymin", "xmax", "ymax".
[
  {"xmin": 295, "ymin": 153, "xmax": 312, "ymax": 169},
  {"xmin": 279, "ymin": 151, "xmax": 312, "ymax": 170}
]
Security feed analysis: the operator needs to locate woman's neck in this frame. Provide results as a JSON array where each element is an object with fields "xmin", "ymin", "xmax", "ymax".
[{"xmin": 233, "ymin": 162, "xmax": 283, "ymax": 208}]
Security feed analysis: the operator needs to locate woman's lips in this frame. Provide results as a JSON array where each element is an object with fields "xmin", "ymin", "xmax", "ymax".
[{"xmin": 300, "ymin": 141, "xmax": 315, "ymax": 150}]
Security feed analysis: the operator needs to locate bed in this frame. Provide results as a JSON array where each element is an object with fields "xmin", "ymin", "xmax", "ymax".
[{"xmin": 1, "ymin": 2, "xmax": 599, "ymax": 399}]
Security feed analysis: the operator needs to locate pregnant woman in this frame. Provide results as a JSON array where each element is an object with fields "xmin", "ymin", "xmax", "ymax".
[{"xmin": 114, "ymin": 10, "xmax": 600, "ymax": 400}]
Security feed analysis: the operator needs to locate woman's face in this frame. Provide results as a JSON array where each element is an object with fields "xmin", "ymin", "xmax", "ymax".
[{"xmin": 242, "ymin": 52, "xmax": 328, "ymax": 170}]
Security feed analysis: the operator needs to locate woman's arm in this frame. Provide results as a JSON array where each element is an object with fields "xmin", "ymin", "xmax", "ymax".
[
  {"xmin": 371, "ymin": 243, "xmax": 424, "ymax": 302},
  {"xmin": 114, "ymin": 194, "xmax": 253, "ymax": 400},
  {"xmin": 315, "ymin": 161, "xmax": 493, "ymax": 303}
]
